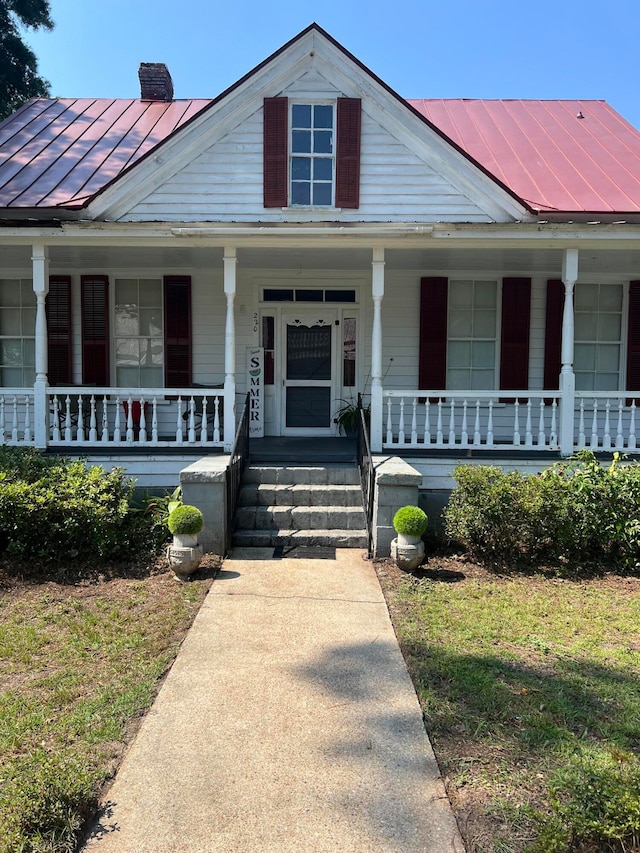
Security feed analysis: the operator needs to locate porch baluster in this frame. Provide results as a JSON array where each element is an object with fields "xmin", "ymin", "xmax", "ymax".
[
  {"xmin": 0, "ymin": 397, "xmax": 5, "ymax": 444},
  {"xmin": 23, "ymin": 396, "xmax": 31, "ymax": 442},
  {"xmin": 398, "ymin": 397, "xmax": 405, "ymax": 444},
  {"xmin": 138, "ymin": 397, "xmax": 147, "ymax": 443},
  {"xmin": 436, "ymin": 400, "xmax": 443, "ymax": 445},
  {"xmin": 473, "ymin": 400, "xmax": 481, "ymax": 446},
  {"xmin": 385, "ymin": 395, "xmax": 393, "ymax": 445},
  {"xmin": 448, "ymin": 400, "xmax": 456, "ymax": 445},
  {"xmin": 213, "ymin": 396, "xmax": 220, "ymax": 443},
  {"xmin": 486, "ymin": 400, "xmax": 494, "ymax": 447},
  {"xmin": 513, "ymin": 400, "xmax": 521, "ymax": 445},
  {"xmin": 188, "ymin": 397, "xmax": 196, "ymax": 443},
  {"xmin": 461, "ymin": 399, "xmax": 468, "ymax": 446},
  {"xmin": 616, "ymin": 400, "xmax": 624, "ymax": 450},
  {"xmin": 590, "ymin": 399, "xmax": 599, "ymax": 448},
  {"xmin": 423, "ymin": 399, "xmax": 431, "ymax": 446},
  {"xmin": 151, "ymin": 398, "xmax": 158, "ymax": 443},
  {"xmin": 603, "ymin": 400, "xmax": 612, "ymax": 450},
  {"xmin": 550, "ymin": 400, "xmax": 558, "ymax": 447},
  {"xmin": 89, "ymin": 396, "xmax": 97, "ymax": 443},
  {"xmin": 113, "ymin": 397, "xmax": 122, "ymax": 443},
  {"xmin": 538, "ymin": 399, "xmax": 546, "ymax": 447},
  {"xmin": 77, "ymin": 396, "xmax": 85, "ymax": 442},
  {"xmin": 101, "ymin": 396, "xmax": 109, "ymax": 442},
  {"xmin": 525, "ymin": 399, "xmax": 532, "ymax": 447},
  {"xmin": 52, "ymin": 396, "xmax": 61, "ymax": 442},
  {"xmin": 578, "ymin": 399, "xmax": 586, "ymax": 448},
  {"xmin": 126, "ymin": 396, "xmax": 134, "ymax": 443},
  {"xmin": 629, "ymin": 401, "xmax": 637, "ymax": 450},
  {"xmin": 175, "ymin": 397, "xmax": 184, "ymax": 444},
  {"xmin": 12, "ymin": 397, "xmax": 18, "ymax": 441},
  {"xmin": 410, "ymin": 398, "xmax": 418, "ymax": 445},
  {"xmin": 64, "ymin": 396, "xmax": 72, "ymax": 442},
  {"xmin": 200, "ymin": 396, "xmax": 209, "ymax": 442}
]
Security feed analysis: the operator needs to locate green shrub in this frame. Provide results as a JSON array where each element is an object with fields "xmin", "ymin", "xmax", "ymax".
[
  {"xmin": 0, "ymin": 450, "xmax": 164, "ymax": 564},
  {"xmin": 0, "ymin": 446, "xmax": 63, "ymax": 483},
  {"xmin": 532, "ymin": 750, "xmax": 640, "ymax": 852},
  {"xmin": 168, "ymin": 504, "xmax": 204, "ymax": 536},
  {"xmin": 443, "ymin": 451, "xmax": 640, "ymax": 569},
  {"xmin": 393, "ymin": 505, "xmax": 428, "ymax": 537}
]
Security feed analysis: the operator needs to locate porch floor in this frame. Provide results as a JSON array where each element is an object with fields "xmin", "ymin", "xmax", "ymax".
[{"xmin": 248, "ymin": 436, "xmax": 357, "ymax": 464}]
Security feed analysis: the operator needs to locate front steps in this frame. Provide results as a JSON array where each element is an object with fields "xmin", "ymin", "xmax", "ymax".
[{"xmin": 233, "ymin": 465, "xmax": 368, "ymax": 549}]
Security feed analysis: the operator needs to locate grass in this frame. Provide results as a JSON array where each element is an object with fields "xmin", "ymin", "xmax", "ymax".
[
  {"xmin": 0, "ymin": 562, "xmax": 216, "ymax": 853},
  {"xmin": 376, "ymin": 559, "xmax": 640, "ymax": 852}
]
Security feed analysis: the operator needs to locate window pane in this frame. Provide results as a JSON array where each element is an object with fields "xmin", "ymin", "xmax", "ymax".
[
  {"xmin": 575, "ymin": 313, "xmax": 597, "ymax": 340},
  {"xmin": 447, "ymin": 369, "xmax": 469, "ymax": 389},
  {"xmin": 0, "ymin": 339, "xmax": 22, "ymax": 366},
  {"xmin": 448, "ymin": 341, "xmax": 471, "ymax": 369},
  {"xmin": 475, "ymin": 281, "xmax": 497, "ymax": 308},
  {"xmin": 139, "ymin": 308, "xmax": 162, "ymax": 337},
  {"xmin": 0, "ymin": 280, "xmax": 20, "ymax": 307},
  {"xmin": 474, "ymin": 310, "xmax": 496, "ymax": 337},
  {"xmin": 599, "ymin": 284, "xmax": 623, "ymax": 312},
  {"xmin": 1, "ymin": 367, "xmax": 24, "ymax": 386},
  {"xmin": 575, "ymin": 372, "xmax": 595, "ymax": 392},
  {"xmin": 115, "ymin": 279, "xmax": 138, "ymax": 305},
  {"xmin": 115, "ymin": 339, "xmax": 140, "ymax": 366},
  {"xmin": 575, "ymin": 343, "xmax": 596, "ymax": 371},
  {"xmin": 595, "ymin": 373, "xmax": 619, "ymax": 391},
  {"xmin": 139, "ymin": 338, "xmax": 163, "ymax": 366},
  {"xmin": 21, "ymin": 308, "xmax": 36, "ymax": 335},
  {"xmin": 292, "ymin": 104, "xmax": 311, "ymax": 127},
  {"xmin": 314, "ymin": 158, "xmax": 332, "ymax": 181},
  {"xmin": 313, "ymin": 131, "xmax": 333, "ymax": 153},
  {"xmin": 472, "ymin": 341, "xmax": 495, "ymax": 369},
  {"xmin": 291, "ymin": 182, "xmax": 310, "ymax": 205},
  {"xmin": 292, "ymin": 157, "xmax": 311, "ymax": 180},
  {"xmin": 449, "ymin": 282, "xmax": 472, "ymax": 308},
  {"xmin": 21, "ymin": 280, "xmax": 36, "ymax": 306},
  {"xmin": 23, "ymin": 338, "xmax": 35, "ymax": 367},
  {"xmin": 292, "ymin": 130, "xmax": 311, "ymax": 153},
  {"xmin": 116, "ymin": 366, "xmax": 139, "ymax": 387},
  {"xmin": 471, "ymin": 369, "xmax": 494, "ymax": 390},
  {"xmin": 598, "ymin": 313, "xmax": 621, "ymax": 341},
  {"xmin": 0, "ymin": 308, "xmax": 21, "ymax": 335},
  {"xmin": 139, "ymin": 279, "xmax": 162, "ymax": 307},
  {"xmin": 449, "ymin": 310, "xmax": 472, "ymax": 337},
  {"xmin": 312, "ymin": 183, "xmax": 332, "ymax": 206},
  {"xmin": 114, "ymin": 304, "xmax": 138, "ymax": 336},
  {"xmin": 23, "ymin": 368, "xmax": 35, "ymax": 386},
  {"xmin": 314, "ymin": 105, "xmax": 333, "ymax": 128},
  {"xmin": 575, "ymin": 283, "xmax": 598, "ymax": 311},
  {"xmin": 140, "ymin": 367, "xmax": 163, "ymax": 387},
  {"xmin": 596, "ymin": 344, "xmax": 620, "ymax": 372}
]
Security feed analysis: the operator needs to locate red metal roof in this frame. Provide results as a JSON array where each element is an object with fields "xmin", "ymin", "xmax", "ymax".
[
  {"xmin": 2, "ymin": 93, "xmax": 640, "ymax": 215},
  {"xmin": 408, "ymin": 99, "xmax": 640, "ymax": 214}
]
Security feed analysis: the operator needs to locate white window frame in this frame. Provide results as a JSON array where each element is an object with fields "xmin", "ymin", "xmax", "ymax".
[
  {"xmin": 446, "ymin": 278, "xmax": 501, "ymax": 391},
  {"xmin": 0, "ymin": 277, "xmax": 36, "ymax": 388},
  {"xmin": 289, "ymin": 101, "xmax": 335, "ymax": 208},
  {"xmin": 112, "ymin": 277, "xmax": 164, "ymax": 389},
  {"xmin": 574, "ymin": 281, "xmax": 626, "ymax": 393}
]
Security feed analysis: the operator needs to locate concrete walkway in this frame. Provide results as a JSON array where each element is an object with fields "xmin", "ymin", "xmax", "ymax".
[{"xmin": 83, "ymin": 549, "xmax": 464, "ymax": 853}]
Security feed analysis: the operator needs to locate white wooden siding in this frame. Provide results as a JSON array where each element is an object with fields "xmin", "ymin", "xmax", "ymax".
[{"xmin": 123, "ymin": 106, "xmax": 493, "ymax": 224}]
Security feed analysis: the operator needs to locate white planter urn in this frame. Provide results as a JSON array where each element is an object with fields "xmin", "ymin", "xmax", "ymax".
[
  {"xmin": 167, "ymin": 534, "xmax": 203, "ymax": 580},
  {"xmin": 391, "ymin": 536, "xmax": 425, "ymax": 571}
]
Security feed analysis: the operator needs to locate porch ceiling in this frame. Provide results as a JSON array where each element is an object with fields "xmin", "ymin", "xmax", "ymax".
[{"xmin": 0, "ymin": 243, "xmax": 639, "ymax": 277}]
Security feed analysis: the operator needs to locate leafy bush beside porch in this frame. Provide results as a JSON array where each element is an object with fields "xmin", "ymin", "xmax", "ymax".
[{"xmin": 444, "ymin": 450, "xmax": 640, "ymax": 570}]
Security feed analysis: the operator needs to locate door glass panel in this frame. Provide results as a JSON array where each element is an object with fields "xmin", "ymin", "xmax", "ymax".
[
  {"xmin": 286, "ymin": 387, "xmax": 331, "ymax": 428},
  {"xmin": 287, "ymin": 324, "xmax": 331, "ymax": 380}
]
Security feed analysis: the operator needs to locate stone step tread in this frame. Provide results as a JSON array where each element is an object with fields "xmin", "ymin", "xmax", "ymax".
[
  {"xmin": 243, "ymin": 466, "xmax": 360, "ymax": 486},
  {"xmin": 232, "ymin": 529, "xmax": 368, "ymax": 548},
  {"xmin": 238, "ymin": 483, "xmax": 364, "ymax": 507},
  {"xmin": 235, "ymin": 505, "xmax": 366, "ymax": 531}
]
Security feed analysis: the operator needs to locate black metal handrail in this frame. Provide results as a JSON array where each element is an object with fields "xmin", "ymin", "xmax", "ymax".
[
  {"xmin": 357, "ymin": 393, "xmax": 375, "ymax": 557},
  {"xmin": 225, "ymin": 392, "xmax": 250, "ymax": 553}
]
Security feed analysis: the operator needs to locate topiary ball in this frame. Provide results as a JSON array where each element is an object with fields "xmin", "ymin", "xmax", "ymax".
[
  {"xmin": 168, "ymin": 504, "xmax": 204, "ymax": 536},
  {"xmin": 393, "ymin": 505, "xmax": 428, "ymax": 537}
]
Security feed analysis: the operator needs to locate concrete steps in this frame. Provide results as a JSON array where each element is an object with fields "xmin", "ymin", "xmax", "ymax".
[{"xmin": 233, "ymin": 465, "xmax": 367, "ymax": 549}]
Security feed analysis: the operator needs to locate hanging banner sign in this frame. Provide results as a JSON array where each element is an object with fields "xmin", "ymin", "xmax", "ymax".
[{"xmin": 246, "ymin": 347, "xmax": 264, "ymax": 438}]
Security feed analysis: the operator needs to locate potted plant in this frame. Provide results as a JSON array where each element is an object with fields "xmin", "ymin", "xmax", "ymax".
[
  {"xmin": 167, "ymin": 504, "xmax": 204, "ymax": 579},
  {"xmin": 333, "ymin": 398, "xmax": 370, "ymax": 437},
  {"xmin": 391, "ymin": 505, "xmax": 428, "ymax": 570}
]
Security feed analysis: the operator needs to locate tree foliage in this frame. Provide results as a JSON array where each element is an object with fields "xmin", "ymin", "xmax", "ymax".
[{"xmin": 0, "ymin": 0, "xmax": 53, "ymax": 121}]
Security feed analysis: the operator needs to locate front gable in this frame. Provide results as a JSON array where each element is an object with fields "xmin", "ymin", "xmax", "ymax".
[{"xmin": 88, "ymin": 26, "xmax": 529, "ymax": 224}]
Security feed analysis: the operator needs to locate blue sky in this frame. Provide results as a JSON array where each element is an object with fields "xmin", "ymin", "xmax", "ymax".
[{"xmin": 24, "ymin": 0, "xmax": 640, "ymax": 127}]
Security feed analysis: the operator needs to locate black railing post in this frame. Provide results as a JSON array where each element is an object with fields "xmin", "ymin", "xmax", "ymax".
[{"xmin": 357, "ymin": 393, "xmax": 375, "ymax": 557}]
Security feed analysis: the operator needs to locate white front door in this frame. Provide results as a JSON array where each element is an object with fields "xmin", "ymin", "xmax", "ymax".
[{"xmin": 281, "ymin": 311, "xmax": 338, "ymax": 434}]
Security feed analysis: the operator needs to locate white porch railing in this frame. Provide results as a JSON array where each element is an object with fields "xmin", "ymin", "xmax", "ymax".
[
  {"xmin": 46, "ymin": 388, "xmax": 225, "ymax": 448},
  {"xmin": 574, "ymin": 392, "xmax": 640, "ymax": 451},
  {"xmin": 382, "ymin": 390, "xmax": 560, "ymax": 450},
  {"xmin": 0, "ymin": 390, "xmax": 36, "ymax": 445}
]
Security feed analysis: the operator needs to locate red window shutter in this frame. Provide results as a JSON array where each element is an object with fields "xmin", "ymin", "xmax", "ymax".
[
  {"xmin": 263, "ymin": 97, "xmax": 288, "ymax": 208},
  {"xmin": 335, "ymin": 98, "xmax": 361, "ymax": 209},
  {"xmin": 500, "ymin": 277, "xmax": 531, "ymax": 391},
  {"xmin": 543, "ymin": 279, "xmax": 564, "ymax": 390},
  {"xmin": 81, "ymin": 275, "xmax": 109, "ymax": 386},
  {"xmin": 47, "ymin": 276, "xmax": 72, "ymax": 386},
  {"xmin": 164, "ymin": 276, "xmax": 191, "ymax": 388},
  {"xmin": 626, "ymin": 281, "xmax": 640, "ymax": 392},
  {"xmin": 419, "ymin": 277, "xmax": 448, "ymax": 390}
]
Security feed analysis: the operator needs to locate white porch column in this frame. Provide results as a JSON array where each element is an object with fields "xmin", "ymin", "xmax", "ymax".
[
  {"xmin": 370, "ymin": 247, "xmax": 385, "ymax": 452},
  {"xmin": 223, "ymin": 247, "xmax": 237, "ymax": 452},
  {"xmin": 32, "ymin": 243, "xmax": 49, "ymax": 449},
  {"xmin": 559, "ymin": 248, "xmax": 578, "ymax": 456}
]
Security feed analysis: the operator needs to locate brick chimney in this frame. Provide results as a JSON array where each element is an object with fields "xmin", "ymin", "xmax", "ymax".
[{"xmin": 138, "ymin": 63, "xmax": 174, "ymax": 101}]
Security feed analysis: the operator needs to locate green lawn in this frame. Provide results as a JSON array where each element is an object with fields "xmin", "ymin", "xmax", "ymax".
[
  {"xmin": 377, "ymin": 560, "xmax": 640, "ymax": 853},
  {"xmin": 0, "ymin": 566, "xmax": 214, "ymax": 853}
]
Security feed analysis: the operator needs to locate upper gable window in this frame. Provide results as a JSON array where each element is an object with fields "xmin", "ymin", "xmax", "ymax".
[
  {"xmin": 263, "ymin": 97, "xmax": 361, "ymax": 210},
  {"xmin": 290, "ymin": 104, "xmax": 334, "ymax": 206}
]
